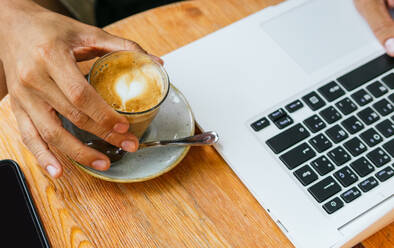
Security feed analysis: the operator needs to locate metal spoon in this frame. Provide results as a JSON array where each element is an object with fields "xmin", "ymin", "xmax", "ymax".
[
  {"xmin": 139, "ymin": 131, "xmax": 219, "ymax": 149},
  {"xmin": 86, "ymin": 131, "xmax": 219, "ymax": 163}
]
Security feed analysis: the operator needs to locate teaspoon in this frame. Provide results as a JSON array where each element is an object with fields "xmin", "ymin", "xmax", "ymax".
[{"xmin": 86, "ymin": 131, "xmax": 219, "ymax": 163}]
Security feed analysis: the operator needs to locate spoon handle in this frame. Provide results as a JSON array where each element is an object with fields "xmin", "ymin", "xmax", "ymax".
[{"xmin": 139, "ymin": 131, "xmax": 219, "ymax": 149}]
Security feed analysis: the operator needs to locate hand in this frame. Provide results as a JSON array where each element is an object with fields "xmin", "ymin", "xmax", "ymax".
[
  {"xmin": 0, "ymin": 0, "xmax": 163, "ymax": 178},
  {"xmin": 355, "ymin": 0, "xmax": 394, "ymax": 56}
]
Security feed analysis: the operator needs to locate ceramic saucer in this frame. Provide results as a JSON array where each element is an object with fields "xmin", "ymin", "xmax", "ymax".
[{"xmin": 66, "ymin": 86, "xmax": 195, "ymax": 182}]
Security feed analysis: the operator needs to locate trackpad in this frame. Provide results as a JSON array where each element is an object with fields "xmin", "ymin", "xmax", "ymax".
[{"xmin": 261, "ymin": 0, "xmax": 376, "ymax": 73}]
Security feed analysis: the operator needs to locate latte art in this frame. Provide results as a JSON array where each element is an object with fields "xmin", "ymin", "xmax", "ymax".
[
  {"xmin": 90, "ymin": 52, "xmax": 165, "ymax": 113},
  {"xmin": 89, "ymin": 51, "xmax": 169, "ymax": 139},
  {"xmin": 115, "ymin": 74, "xmax": 146, "ymax": 104}
]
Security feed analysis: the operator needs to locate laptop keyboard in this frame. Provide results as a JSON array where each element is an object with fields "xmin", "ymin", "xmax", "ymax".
[{"xmin": 251, "ymin": 54, "xmax": 394, "ymax": 214}]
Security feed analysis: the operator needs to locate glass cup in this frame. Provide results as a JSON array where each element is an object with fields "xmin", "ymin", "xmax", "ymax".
[
  {"xmin": 61, "ymin": 51, "xmax": 170, "ymax": 162},
  {"xmin": 88, "ymin": 51, "xmax": 170, "ymax": 139}
]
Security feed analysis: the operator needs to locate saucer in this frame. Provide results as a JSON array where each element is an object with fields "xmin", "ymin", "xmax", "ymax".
[{"xmin": 69, "ymin": 86, "xmax": 195, "ymax": 183}]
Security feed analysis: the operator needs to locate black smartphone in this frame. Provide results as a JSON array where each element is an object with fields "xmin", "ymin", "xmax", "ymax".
[{"xmin": 0, "ymin": 160, "xmax": 50, "ymax": 247}]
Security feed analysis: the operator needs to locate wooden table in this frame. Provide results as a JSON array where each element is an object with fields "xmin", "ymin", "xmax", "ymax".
[{"xmin": 0, "ymin": 0, "xmax": 392, "ymax": 247}]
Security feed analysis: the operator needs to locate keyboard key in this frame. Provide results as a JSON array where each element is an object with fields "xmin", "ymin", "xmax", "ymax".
[
  {"xmin": 357, "ymin": 107, "xmax": 380, "ymax": 125},
  {"xmin": 389, "ymin": 93, "xmax": 394, "ymax": 103},
  {"xmin": 293, "ymin": 165, "xmax": 318, "ymax": 186},
  {"xmin": 344, "ymin": 137, "xmax": 367, "ymax": 156},
  {"xmin": 351, "ymin": 157, "xmax": 375, "ymax": 177},
  {"xmin": 341, "ymin": 116, "xmax": 364, "ymax": 134},
  {"xmin": 323, "ymin": 197, "xmax": 344, "ymax": 214},
  {"xmin": 325, "ymin": 125, "xmax": 348, "ymax": 143},
  {"xmin": 367, "ymin": 148, "xmax": 391, "ymax": 167},
  {"xmin": 360, "ymin": 128, "xmax": 383, "ymax": 147},
  {"xmin": 373, "ymin": 98, "xmax": 393, "ymax": 116},
  {"xmin": 366, "ymin": 81, "xmax": 388, "ymax": 97},
  {"xmin": 383, "ymin": 139, "xmax": 394, "ymax": 157},
  {"xmin": 336, "ymin": 97, "xmax": 358, "ymax": 115},
  {"xmin": 328, "ymin": 146, "xmax": 351, "ymax": 166},
  {"xmin": 375, "ymin": 166, "xmax": 394, "ymax": 182},
  {"xmin": 266, "ymin": 124, "xmax": 310, "ymax": 154},
  {"xmin": 285, "ymin": 99, "xmax": 303, "ymax": 113},
  {"xmin": 358, "ymin": 177, "xmax": 379, "ymax": 192},
  {"xmin": 341, "ymin": 187, "xmax": 362, "ymax": 203},
  {"xmin": 310, "ymin": 156, "xmax": 335, "ymax": 176},
  {"xmin": 279, "ymin": 143, "xmax": 316, "ymax": 169},
  {"xmin": 334, "ymin": 166, "xmax": 358, "ymax": 187},
  {"xmin": 268, "ymin": 108, "xmax": 286, "ymax": 121},
  {"xmin": 308, "ymin": 176, "xmax": 342, "ymax": 203},
  {"xmin": 320, "ymin": 106, "xmax": 342, "ymax": 124},
  {"xmin": 318, "ymin": 81, "xmax": 345, "ymax": 102},
  {"xmin": 382, "ymin": 72, "xmax": 394, "ymax": 89},
  {"xmin": 337, "ymin": 54, "xmax": 394, "ymax": 91},
  {"xmin": 274, "ymin": 116, "xmax": 293, "ymax": 129},
  {"xmin": 303, "ymin": 115, "xmax": 326, "ymax": 133},
  {"xmin": 376, "ymin": 119, "xmax": 394, "ymax": 138},
  {"xmin": 251, "ymin": 117, "xmax": 270, "ymax": 131},
  {"xmin": 302, "ymin": 92, "xmax": 326, "ymax": 111},
  {"xmin": 351, "ymin": 89, "xmax": 373, "ymax": 106},
  {"xmin": 309, "ymin": 134, "xmax": 332, "ymax": 153}
]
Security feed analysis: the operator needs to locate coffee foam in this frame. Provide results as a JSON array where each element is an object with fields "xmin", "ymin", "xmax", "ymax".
[{"xmin": 91, "ymin": 53, "xmax": 164, "ymax": 113}]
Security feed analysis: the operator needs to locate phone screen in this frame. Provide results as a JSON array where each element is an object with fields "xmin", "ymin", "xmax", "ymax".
[{"xmin": 0, "ymin": 161, "xmax": 49, "ymax": 247}]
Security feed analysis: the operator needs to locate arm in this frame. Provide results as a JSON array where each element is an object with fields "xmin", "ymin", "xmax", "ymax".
[
  {"xmin": 0, "ymin": 0, "xmax": 67, "ymax": 101},
  {"xmin": 0, "ymin": 0, "xmax": 162, "ymax": 178}
]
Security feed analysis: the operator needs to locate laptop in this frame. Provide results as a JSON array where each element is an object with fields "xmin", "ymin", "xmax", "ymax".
[{"xmin": 163, "ymin": 0, "xmax": 394, "ymax": 247}]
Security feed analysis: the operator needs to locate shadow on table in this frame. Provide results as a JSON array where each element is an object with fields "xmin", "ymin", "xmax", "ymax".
[{"xmin": 95, "ymin": 0, "xmax": 184, "ymax": 27}]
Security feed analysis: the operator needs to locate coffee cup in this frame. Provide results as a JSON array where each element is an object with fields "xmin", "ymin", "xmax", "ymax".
[
  {"xmin": 61, "ymin": 50, "xmax": 169, "ymax": 162},
  {"xmin": 88, "ymin": 50, "xmax": 170, "ymax": 139}
]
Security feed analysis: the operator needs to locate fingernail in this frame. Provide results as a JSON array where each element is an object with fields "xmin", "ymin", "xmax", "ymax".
[
  {"xmin": 385, "ymin": 38, "xmax": 394, "ymax": 56},
  {"xmin": 113, "ymin": 123, "xmax": 129, "ymax": 133},
  {"xmin": 92, "ymin": 160, "xmax": 108, "ymax": 170},
  {"xmin": 121, "ymin": 140, "xmax": 137, "ymax": 152},
  {"xmin": 46, "ymin": 165, "xmax": 58, "ymax": 178}
]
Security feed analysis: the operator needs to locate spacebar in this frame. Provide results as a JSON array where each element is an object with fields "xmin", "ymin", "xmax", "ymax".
[
  {"xmin": 337, "ymin": 54, "xmax": 394, "ymax": 91},
  {"xmin": 266, "ymin": 124, "xmax": 310, "ymax": 154}
]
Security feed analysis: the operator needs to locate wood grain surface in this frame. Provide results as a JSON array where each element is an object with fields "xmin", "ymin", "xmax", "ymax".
[{"xmin": 0, "ymin": 0, "xmax": 392, "ymax": 247}]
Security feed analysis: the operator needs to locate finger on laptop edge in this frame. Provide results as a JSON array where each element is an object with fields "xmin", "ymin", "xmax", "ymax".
[{"xmin": 354, "ymin": 0, "xmax": 394, "ymax": 56}]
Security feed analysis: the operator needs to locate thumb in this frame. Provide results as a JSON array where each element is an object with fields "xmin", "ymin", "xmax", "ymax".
[
  {"xmin": 95, "ymin": 30, "xmax": 164, "ymax": 65},
  {"xmin": 355, "ymin": 0, "xmax": 394, "ymax": 56}
]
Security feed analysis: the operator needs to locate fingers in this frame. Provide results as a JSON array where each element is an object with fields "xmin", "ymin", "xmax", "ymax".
[
  {"xmin": 19, "ymin": 94, "xmax": 112, "ymax": 171},
  {"xmin": 388, "ymin": 0, "xmax": 394, "ymax": 8},
  {"xmin": 11, "ymin": 98, "xmax": 63, "ymax": 178},
  {"xmin": 90, "ymin": 29, "xmax": 164, "ymax": 65},
  {"xmin": 45, "ymin": 50, "xmax": 132, "ymax": 136},
  {"xmin": 30, "ymin": 74, "xmax": 139, "ymax": 152},
  {"xmin": 23, "ymin": 45, "xmax": 139, "ymax": 152},
  {"xmin": 77, "ymin": 117, "xmax": 140, "ymax": 152},
  {"xmin": 354, "ymin": 0, "xmax": 394, "ymax": 56}
]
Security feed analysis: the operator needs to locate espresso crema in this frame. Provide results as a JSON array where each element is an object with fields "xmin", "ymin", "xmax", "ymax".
[{"xmin": 90, "ymin": 52, "xmax": 165, "ymax": 113}]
